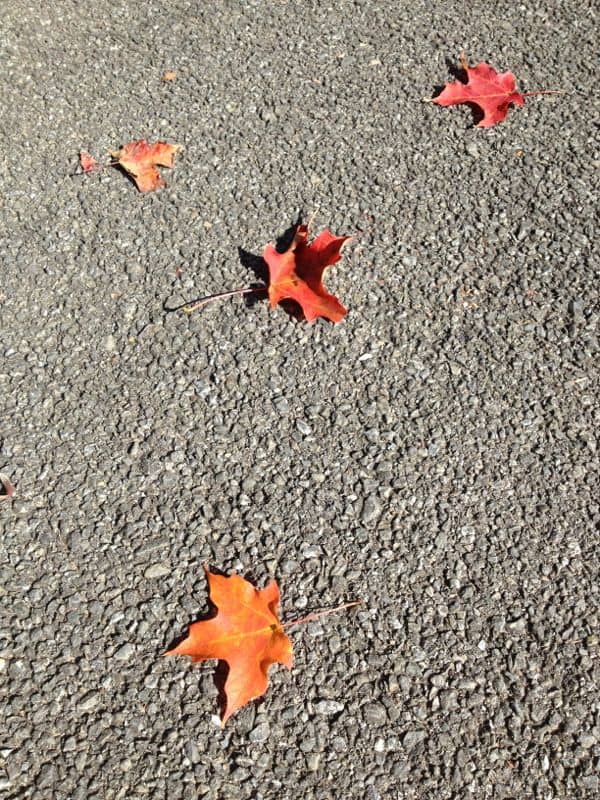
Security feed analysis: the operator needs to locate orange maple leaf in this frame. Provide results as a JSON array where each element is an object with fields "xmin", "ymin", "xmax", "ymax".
[
  {"xmin": 166, "ymin": 569, "xmax": 293, "ymax": 724},
  {"xmin": 263, "ymin": 224, "xmax": 351, "ymax": 323},
  {"xmin": 110, "ymin": 139, "xmax": 181, "ymax": 193}
]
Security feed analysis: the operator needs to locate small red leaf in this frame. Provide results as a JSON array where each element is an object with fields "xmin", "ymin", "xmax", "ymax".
[{"xmin": 80, "ymin": 151, "xmax": 101, "ymax": 173}]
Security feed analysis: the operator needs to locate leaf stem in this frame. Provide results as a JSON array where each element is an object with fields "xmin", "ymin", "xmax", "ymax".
[
  {"xmin": 180, "ymin": 285, "xmax": 266, "ymax": 314},
  {"xmin": 74, "ymin": 159, "xmax": 121, "ymax": 177},
  {"xmin": 284, "ymin": 600, "xmax": 362, "ymax": 629},
  {"xmin": 521, "ymin": 90, "xmax": 567, "ymax": 97}
]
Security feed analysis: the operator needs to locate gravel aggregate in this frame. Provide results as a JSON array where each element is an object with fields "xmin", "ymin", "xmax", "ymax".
[{"xmin": 1, "ymin": 1, "xmax": 599, "ymax": 799}]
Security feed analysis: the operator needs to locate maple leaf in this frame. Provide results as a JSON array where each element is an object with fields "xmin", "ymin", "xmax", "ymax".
[
  {"xmin": 166, "ymin": 569, "xmax": 293, "ymax": 724},
  {"xmin": 79, "ymin": 151, "xmax": 101, "ymax": 173},
  {"xmin": 429, "ymin": 54, "xmax": 527, "ymax": 128},
  {"xmin": 263, "ymin": 224, "xmax": 351, "ymax": 323},
  {"xmin": 110, "ymin": 140, "xmax": 181, "ymax": 193}
]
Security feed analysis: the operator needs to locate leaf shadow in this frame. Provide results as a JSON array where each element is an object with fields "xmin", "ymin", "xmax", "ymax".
[
  {"xmin": 111, "ymin": 162, "xmax": 140, "ymax": 191},
  {"xmin": 165, "ymin": 564, "xmax": 226, "ymax": 651},
  {"xmin": 429, "ymin": 56, "xmax": 464, "ymax": 99},
  {"xmin": 213, "ymin": 660, "xmax": 230, "ymax": 719},
  {"xmin": 238, "ymin": 213, "xmax": 305, "ymax": 319},
  {"xmin": 275, "ymin": 214, "xmax": 302, "ymax": 252},
  {"xmin": 430, "ymin": 56, "xmax": 484, "ymax": 128},
  {"xmin": 445, "ymin": 56, "xmax": 467, "ymax": 82},
  {"xmin": 237, "ymin": 248, "xmax": 268, "ymax": 308},
  {"xmin": 462, "ymin": 106, "xmax": 485, "ymax": 128},
  {"xmin": 165, "ymin": 564, "xmax": 276, "ymax": 723}
]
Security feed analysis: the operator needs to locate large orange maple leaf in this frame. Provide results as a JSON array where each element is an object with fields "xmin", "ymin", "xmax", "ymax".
[
  {"xmin": 166, "ymin": 569, "xmax": 293, "ymax": 724},
  {"xmin": 263, "ymin": 224, "xmax": 351, "ymax": 323},
  {"xmin": 110, "ymin": 139, "xmax": 181, "ymax": 192},
  {"xmin": 430, "ymin": 55, "xmax": 526, "ymax": 128}
]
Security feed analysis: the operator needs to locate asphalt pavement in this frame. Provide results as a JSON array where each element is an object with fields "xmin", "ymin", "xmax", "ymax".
[{"xmin": 1, "ymin": 1, "xmax": 598, "ymax": 798}]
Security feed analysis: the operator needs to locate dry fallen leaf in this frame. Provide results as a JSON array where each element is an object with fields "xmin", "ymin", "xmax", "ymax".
[
  {"xmin": 263, "ymin": 224, "xmax": 351, "ymax": 323},
  {"xmin": 110, "ymin": 140, "xmax": 182, "ymax": 193},
  {"xmin": 166, "ymin": 569, "xmax": 292, "ymax": 723}
]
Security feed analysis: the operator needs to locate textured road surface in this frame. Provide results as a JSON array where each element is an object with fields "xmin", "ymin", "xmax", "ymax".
[{"xmin": 1, "ymin": 1, "xmax": 598, "ymax": 798}]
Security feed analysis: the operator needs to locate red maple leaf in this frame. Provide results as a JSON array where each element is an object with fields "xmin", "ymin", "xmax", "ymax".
[
  {"xmin": 263, "ymin": 224, "xmax": 351, "ymax": 323},
  {"xmin": 429, "ymin": 54, "xmax": 556, "ymax": 128}
]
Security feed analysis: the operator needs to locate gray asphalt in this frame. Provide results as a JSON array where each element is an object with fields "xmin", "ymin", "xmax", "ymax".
[{"xmin": 1, "ymin": 1, "xmax": 598, "ymax": 798}]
